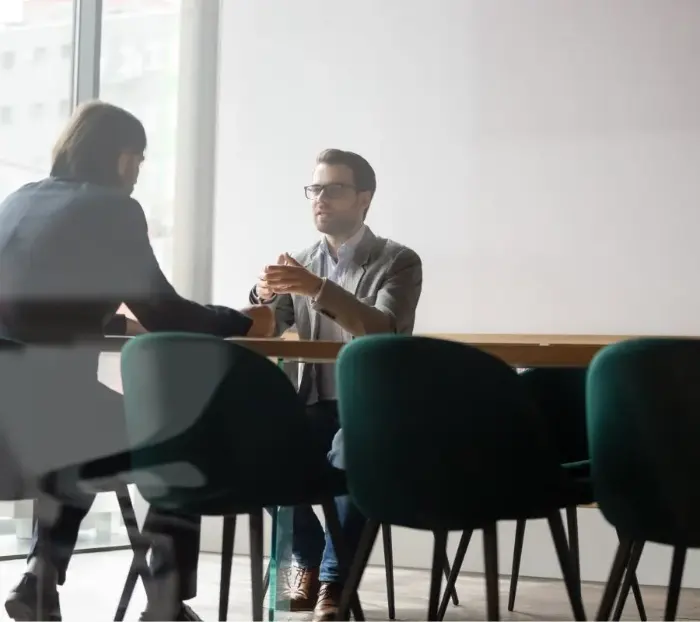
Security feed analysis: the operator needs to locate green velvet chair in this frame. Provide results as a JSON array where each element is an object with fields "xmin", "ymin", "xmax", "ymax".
[
  {"xmin": 118, "ymin": 332, "xmax": 362, "ymax": 621},
  {"xmin": 436, "ymin": 367, "xmax": 647, "ymax": 620},
  {"xmin": 481, "ymin": 368, "xmax": 644, "ymax": 619},
  {"xmin": 588, "ymin": 338, "xmax": 700, "ymax": 622},
  {"xmin": 334, "ymin": 334, "xmax": 587, "ymax": 621}
]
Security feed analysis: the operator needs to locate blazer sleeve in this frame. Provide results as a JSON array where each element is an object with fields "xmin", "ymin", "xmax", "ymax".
[
  {"xmin": 103, "ymin": 198, "xmax": 253, "ymax": 337},
  {"xmin": 312, "ymin": 247, "xmax": 423, "ymax": 335}
]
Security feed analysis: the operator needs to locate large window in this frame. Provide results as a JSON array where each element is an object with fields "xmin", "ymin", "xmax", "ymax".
[
  {"xmin": 101, "ymin": 0, "xmax": 181, "ymax": 278},
  {"xmin": 0, "ymin": 0, "xmax": 73, "ymax": 199},
  {"xmin": 0, "ymin": 0, "xmax": 202, "ymax": 558}
]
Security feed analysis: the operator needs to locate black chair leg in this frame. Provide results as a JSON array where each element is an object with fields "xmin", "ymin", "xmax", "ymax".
[
  {"xmin": 565, "ymin": 507, "xmax": 581, "ymax": 592},
  {"xmin": 114, "ymin": 490, "xmax": 152, "ymax": 621},
  {"xmin": 483, "ymin": 523, "xmax": 500, "ymax": 621},
  {"xmin": 442, "ymin": 535, "xmax": 459, "ymax": 606},
  {"xmin": 321, "ymin": 500, "xmax": 365, "ymax": 621},
  {"xmin": 428, "ymin": 531, "xmax": 447, "ymax": 621},
  {"xmin": 249, "ymin": 511, "xmax": 265, "ymax": 621},
  {"xmin": 547, "ymin": 511, "xmax": 586, "ymax": 621},
  {"xmin": 612, "ymin": 530, "xmax": 647, "ymax": 620},
  {"xmin": 664, "ymin": 546, "xmax": 687, "ymax": 621},
  {"xmin": 630, "ymin": 571, "xmax": 647, "ymax": 620},
  {"xmin": 611, "ymin": 540, "xmax": 645, "ymax": 620},
  {"xmin": 218, "ymin": 516, "xmax": 237, "ymax": 621},
  {"xmin": 596, "ymin": 538, "xmax": 634, "ymax": 620},
  {"xmin": 262, "ymin": 562, "xmax": 270, "ymax": 599},
  {"xmin": 337, "ymin": 520, "xmax": 381, "ymax": 621},
  {"xmin": 507, "ymin": 519, "xmax": 526, "ymax": 612},
  {"xmin": 437, "ymin": 530, "xmax": 473, "ymax": 621},
  {"xmin": 381, "ymin": 524, "xmax": 396, "ymax": 620}
]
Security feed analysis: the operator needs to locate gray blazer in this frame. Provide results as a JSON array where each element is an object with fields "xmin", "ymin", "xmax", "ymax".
[{"xmin": 249, "ymin": 226, "xmax": 422, "ymax": 399}]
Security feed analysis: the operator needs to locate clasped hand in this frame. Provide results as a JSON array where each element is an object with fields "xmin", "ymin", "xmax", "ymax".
[{"xmin": 257, "ymin": 254, "xmax": 323, "ymax": 299}]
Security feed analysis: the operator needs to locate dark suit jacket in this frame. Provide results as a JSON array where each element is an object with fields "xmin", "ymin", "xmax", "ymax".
[{"xmin": 0, "ymin": 177, "xmax": 252, "ymax": 349}]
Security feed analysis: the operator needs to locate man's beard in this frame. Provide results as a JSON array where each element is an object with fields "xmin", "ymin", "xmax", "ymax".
[{"xmin": 315, "ymin": 214, "xmax": 357, "ymax": 236}]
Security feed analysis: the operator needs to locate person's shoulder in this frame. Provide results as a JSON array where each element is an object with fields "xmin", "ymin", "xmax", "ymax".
[{"xmin": 370, "ymin": 231, "xmax": 421, "ymax": 266}]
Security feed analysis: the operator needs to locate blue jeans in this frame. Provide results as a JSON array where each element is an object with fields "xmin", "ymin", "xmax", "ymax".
[
  {"xmin": 293, "ymin": 428, "xmax": 364, "ymax": 583},
  {"xmin": 279, "ymin": 403, "xmax": 365, "ymax": 584}
]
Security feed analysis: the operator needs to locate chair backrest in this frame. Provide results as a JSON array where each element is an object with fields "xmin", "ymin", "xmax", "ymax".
[
  {"xmin": 519, "ymin": 368, "xmax": 589, "ymax": 463},
  {"xmin": 121, "ymin": 333, "xmax": 324, "ymax": 510},
  {"xmin": 587, "ymin": 338, "xmax": 700, "ymax": 546},
  {"xmin": 336, "ymin": 334, "xmax": 563, "ymax": 531}
]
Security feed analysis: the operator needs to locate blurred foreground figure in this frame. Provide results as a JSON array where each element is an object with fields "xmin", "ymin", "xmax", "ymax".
[{"xmin": 0, "ymin": 100, "xmax": 274, "ymax": 621}]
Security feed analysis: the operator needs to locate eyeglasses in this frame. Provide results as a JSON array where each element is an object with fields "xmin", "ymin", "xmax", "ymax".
[{"xmin": 304, "ymin": 183, "xmax": 357, "ymax": 200}]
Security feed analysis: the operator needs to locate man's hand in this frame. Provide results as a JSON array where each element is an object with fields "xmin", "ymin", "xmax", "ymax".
[
  {"xmin": 240, "ymin": 304, "xmax": 275, "ymax": 337},
  {"xmin": 264, "ymin": 254, "xmax": 323, "ymax": 297},
  {"xmin": 255, "ymin": 254, "xmax": 285, "ymax": 302}
]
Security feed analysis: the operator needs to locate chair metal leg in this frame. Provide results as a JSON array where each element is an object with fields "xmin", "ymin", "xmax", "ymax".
[
  {"xmin": 114, "ymin": 489, "xmax": 151, "ymax": 621},
  {"xmin": 612, "ymin": 530, "xmax": 647, "ymax": 621},
  {"xmin": 664, "ymin": 547, "xmax": 687, "ymax": 621},
  {"xmin": 321, "ymin": 500, "xmax": 365, "ymax": 621},
  {"xmin": 249, "ymin": 511, "xmax": 265, "ymax": 622},
  {"xmin": 596, "ymin": 538, "xmax": 634, "ymax": 620},
  {"xmin": 630, "ymin": 572, "xmax": 647, "ymax": 620},
  {"xmin": 437, "ymin": 530, "xmax": 472, "ymax": 621},
  {"xmin": 337, "ymin": 520, "xmax": 380, "ymax": 621},
  {"xmin": 507, "ymin": 519, "xmax": 526, "ymax": 612},
  {"xmin": 547, "ymin": 512, "xmax": 586, "ymax": 621},
  {"xmin": 442, "ymin": 535, "xmax": 459, "ymax": 606},
  {"xmin": 565, "ymin": 507, "xmax": 581, "ymax": 590},
  {"xmin": 262, "ymin": 562, "xmax": 270, "ymax": 599},
  {"xmin": 483, "ymin": 523, "xmax": 500, "ymax": 621},
  {"xmin": 381, "ymin": 524, "xmax": 396, "ymax": 620},
  {"xmin": 428, "ymin": 531, "xmax": 447, "ymax": 621},
  {"xmin": 218, "ymin": 516, "xmax": 237, "ymax": 621},
  {"xmin": 611, "ymin": 540, "xmax": 645, "ymax": 620}
]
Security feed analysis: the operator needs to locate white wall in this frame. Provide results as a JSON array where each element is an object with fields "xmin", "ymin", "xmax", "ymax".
[{"xmin": 212, "ymin": 0, "xmax": 700, "ymax": 586}]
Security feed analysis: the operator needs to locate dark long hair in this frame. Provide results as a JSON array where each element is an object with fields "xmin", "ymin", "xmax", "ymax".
[{"xmin": 50, "ymin": 100, "xmax": 147, "ymax": 187}]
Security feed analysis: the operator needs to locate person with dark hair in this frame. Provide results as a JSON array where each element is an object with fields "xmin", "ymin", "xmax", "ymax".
[
  {"xmin": 250, "ymin": 148, "xmax": 422, "ymax": 621},
  {"xmin": 0, "ymin": 100, "xmax": 274, "ymax": 621}
]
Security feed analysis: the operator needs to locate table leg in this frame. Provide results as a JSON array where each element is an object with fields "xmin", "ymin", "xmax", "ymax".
[{"xmin": 268, "ymin": 506, "xmax": 293, "ymax": 621}]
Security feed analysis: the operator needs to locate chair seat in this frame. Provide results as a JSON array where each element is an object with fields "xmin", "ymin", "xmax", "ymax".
[
  {"xmin": 145, "ymin": 465, "xmax": 347, "ymax": 517},
  {"xmin": 560, "ymin": 460, "xmax": 594, "ymax": 507}
]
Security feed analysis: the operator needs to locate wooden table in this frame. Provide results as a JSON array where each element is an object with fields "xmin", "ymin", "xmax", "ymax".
[{"xmin": 96, "ymin": 334, "xmax": 660, "ymax": 366}]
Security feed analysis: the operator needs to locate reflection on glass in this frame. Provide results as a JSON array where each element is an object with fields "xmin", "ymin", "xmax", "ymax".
[
  {"xmin": 0, "ymin": 0, "xmax": 182, "ymax": 556},
  {"xmin": 0, "ymin": 0, "xmax": 80, "ymax": 557}
]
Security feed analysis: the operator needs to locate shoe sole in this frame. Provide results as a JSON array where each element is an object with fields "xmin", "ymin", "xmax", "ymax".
[
  {"xmin": 5, "ymin": 597, "xmax": 60, "ymax": 622},
  {"xmin": 5, "ymin": 598, "xmax": 35, "ymax": 621}
]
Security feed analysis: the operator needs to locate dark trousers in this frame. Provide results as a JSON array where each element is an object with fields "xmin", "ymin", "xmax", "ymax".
[
  {"xmin": 289, "ymin": 401, "xmax": 365, "ymax": 584},
  {"xmin": 26, "ymin": 383, "xmax": 201, "ymax": 601}
]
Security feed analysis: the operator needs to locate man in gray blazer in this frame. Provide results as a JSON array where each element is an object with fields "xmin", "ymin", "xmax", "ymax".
[{"xmin": 249, "ymin": 149, "xmax": 422, "ymax": 621}]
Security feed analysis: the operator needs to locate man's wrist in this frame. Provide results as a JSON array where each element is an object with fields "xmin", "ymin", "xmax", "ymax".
[
  {"xmin": 252, "ymin": 285, "xmax": 276, "ymax": 304},
  {"xmin": 310, "ymin": 277, "xmax": 327, "ymax": 302}
]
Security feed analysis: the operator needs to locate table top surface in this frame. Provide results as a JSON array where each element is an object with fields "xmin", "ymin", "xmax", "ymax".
[{"xmin": 93, "ymin": 333, "xmax": 697, "ymax": 366}]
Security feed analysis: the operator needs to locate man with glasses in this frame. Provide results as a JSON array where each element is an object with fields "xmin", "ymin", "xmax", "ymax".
[{"xmin": 249, "ymin": 148, "xmax": 422, "ymax": 621}]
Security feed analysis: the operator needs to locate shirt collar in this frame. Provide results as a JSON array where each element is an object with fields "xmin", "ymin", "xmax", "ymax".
[{"xmin": 320, "ymin": 224, "xmax": 367, "ymax": 262}]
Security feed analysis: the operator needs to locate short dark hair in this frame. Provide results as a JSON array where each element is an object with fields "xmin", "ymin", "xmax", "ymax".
[
  {"xmin": 50, "ymin": 100, "xmax": 147, "ymax": 187},
  {"xmin": 316, "ymin": 148, "xmax": 377, "ymax": 198}
]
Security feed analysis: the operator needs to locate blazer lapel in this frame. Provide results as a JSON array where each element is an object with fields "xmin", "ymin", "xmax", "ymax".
[
  {"xmin": 304, "ymin": 248, "xmax": 324, "ymax": 340},
  {"xmin": 345, "ymin": 227, "xmax": 376, "ymax": 296}
]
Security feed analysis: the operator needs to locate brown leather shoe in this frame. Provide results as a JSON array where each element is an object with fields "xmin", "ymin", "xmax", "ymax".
[
  {"xmin": 312, "ymin": 582, "xmax": 342, "ymax": 622},
  {"xmin": 284, "ymin": 566, "xmax": 320, "ymax": 612}
]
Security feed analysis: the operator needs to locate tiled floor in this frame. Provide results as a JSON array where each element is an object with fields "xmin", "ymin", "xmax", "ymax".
[{"xmin": 0, "ymin": 549, "xmax": 698, "ymax": 620}]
